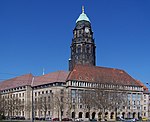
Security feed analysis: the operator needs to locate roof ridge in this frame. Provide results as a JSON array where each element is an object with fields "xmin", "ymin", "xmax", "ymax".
[
  {"xmin": 0, "ymin": 73, "xmax": 33, "ymax": 82},
  {"xmin": 74, "ymin": 64, "xmax": 125, "ymax": 72}
]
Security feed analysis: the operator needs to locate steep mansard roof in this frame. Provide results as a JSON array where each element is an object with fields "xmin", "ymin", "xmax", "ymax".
[
  {"xmin": 0, "ymin": 71, "xmax": 70, "ymax": 91},
  {"xmin": 0, "ymin": 65, "xmax": 146, "ymax": 91},
  {"xmin": 67, "ymin": 65, "xmax": 141, "ymax": 87},
  {"xmin": 0, "ymin": 73, "xmax": 33, "ymax": 91},
  {"xmin": 32, "ymin": 71, "xmax": 70, "ymax": 87}
]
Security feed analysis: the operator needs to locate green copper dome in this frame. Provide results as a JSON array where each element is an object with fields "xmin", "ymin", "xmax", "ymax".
[{"xmin": 76, "ymin": 6, "xmax": 90, "ymax": 23}]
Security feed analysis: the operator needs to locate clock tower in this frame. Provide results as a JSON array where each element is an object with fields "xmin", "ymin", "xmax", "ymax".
[{"xmin": 69, "ymin": 6, "xmax": 96, "ymax": 71}]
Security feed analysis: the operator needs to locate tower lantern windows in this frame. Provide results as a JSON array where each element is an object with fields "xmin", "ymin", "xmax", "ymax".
[
  {"xmin": 86, "ymin": 45, "xmax": 90, "ymax": 53},
  {"xmin": 77, "ymin": 45, "xmax": 81, "ymax": 53}
]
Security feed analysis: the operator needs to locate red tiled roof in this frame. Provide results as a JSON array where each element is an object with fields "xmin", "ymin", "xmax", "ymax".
[
  {"xmin": 67, "ymin": 64, "xmax": 141, "ymax": 86},
  {"xmin": 0, "ymin": 66, "xmax": 145, "ymax": 90},
  {"xmin": 32, "ymin": 71, "xmax": 70, "ymax": 87},
  {"xmin": 0, "ymin": 74, "xmax": 33, "ymax": 91},
  {"xmin": 135, "ymin": 80, "xmax": 149, "ymax": 91}
]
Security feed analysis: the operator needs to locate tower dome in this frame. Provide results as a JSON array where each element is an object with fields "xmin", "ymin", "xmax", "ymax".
[{"xmin": 76, "ymin": 6, "xmax": 90, "ymax": 23}]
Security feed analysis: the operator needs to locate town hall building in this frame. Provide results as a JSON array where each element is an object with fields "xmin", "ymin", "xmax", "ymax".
[{"xmin": 0, "ymin": 7, "xmax": 149, "ymax": 121}]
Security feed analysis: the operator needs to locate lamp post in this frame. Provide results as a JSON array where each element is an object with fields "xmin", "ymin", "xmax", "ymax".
[
  {"xmin": 146, "ymin": 82, "xmax": 150, "ymax": 87},
  {"xmin": 31, "ymin": 77, "xmax": 35, "ymax": 122},
  {"xmin": 146, "ymin": 82, "xmax": 150, "ymax": 91},
  {"xmin": 31, "ymin": 86, "xmax": 34, "ymax": 122},
  {"xmin": 146, "ymin": 82, "xmax": 150, "ymax": 120}
]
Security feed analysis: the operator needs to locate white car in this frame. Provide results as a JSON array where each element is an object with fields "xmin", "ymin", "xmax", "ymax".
[{"xmin": 45, "ymin": 117, "xmax": 51, "ymax": 121}]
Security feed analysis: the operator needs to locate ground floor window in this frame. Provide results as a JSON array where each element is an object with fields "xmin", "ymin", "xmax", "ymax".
[
  {"xmin": 79, "ymin": 112, "xmax": 82, "ymax": 118},
  {"xmin": 92, "ymin": 112, "xmax": 96, "ymax": 119},
  {"xmin": 85, "ymin": 112, "xmax": 89, "ymax": 118},
  {"xmin": 72, "ymin": 112, "xmax": 75, "ymax": 118}
]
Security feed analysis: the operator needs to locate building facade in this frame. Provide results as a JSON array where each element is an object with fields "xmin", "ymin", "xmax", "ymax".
[{"xmin": 0, "ymin": 7, "xmax": 149, "ymax": 121}]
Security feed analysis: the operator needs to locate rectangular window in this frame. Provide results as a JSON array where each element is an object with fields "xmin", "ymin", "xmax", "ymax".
[
  {"xmin": 71, "ymin": 89, "xmax": 76, "ymax": 98},
  {"xmin": 132, "ymin": 93, "xmax": 136, "ymax": 100},
  {"xmin": 137, "ymin": 94, "xmax": 141, "ymax": 100},
  {"xmin": 61, "ymin": 89, "xmax": 64, "ymax": 94},
  {"xmin": 72, "ymin": 98, "xmax": 75, "ymax": 103},
  {"xmin": 48, "ymin": 96, "xmax": 50, "ymax": 102},
  {"xmin": 48, "ymin": 111, "xmax": 50, "ymax": 116},
  {"xmin": 127, "ymin": 94, "xmax": 131, "ymax": 100},
  {"xmin": 61, "ymin": 97, "xmax": 63, "ymax": 102},
  {"xmin": 72, "ymin": 105, "xmax": 75, "ymax": 109}
]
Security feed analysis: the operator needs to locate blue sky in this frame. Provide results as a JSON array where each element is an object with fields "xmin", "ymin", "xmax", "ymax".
[{"xmin": 0, "ymin": 0, "xmax": 150, "ymax": 89}]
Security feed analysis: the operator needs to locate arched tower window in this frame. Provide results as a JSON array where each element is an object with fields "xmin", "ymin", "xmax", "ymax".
[
  {"xmin": 86, "ymin": 45, "xmax": 90, "ymax": 53},
  {"xmin": 77, "ymin": 45, "xmax": 81, "ymax": 53}
]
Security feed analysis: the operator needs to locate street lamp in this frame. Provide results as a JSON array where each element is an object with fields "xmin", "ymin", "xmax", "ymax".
[
  {"xmin": 31, "ymin": 77, "xmax": 35, "ymax": 122},
  {"xmin": 146, "ymin": 82, "xmax": 150, "ymax": 90}
]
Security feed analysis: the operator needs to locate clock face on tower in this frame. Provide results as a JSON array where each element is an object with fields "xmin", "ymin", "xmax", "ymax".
[{"xmin": 85, "ymin": 27, "xmax": 89, "ymax": 33}]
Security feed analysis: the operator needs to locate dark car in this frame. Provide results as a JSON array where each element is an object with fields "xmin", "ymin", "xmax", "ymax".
[
  {"xmin": 34, "ymin": 117, "xmax": 40, "ymax": 120},
  {"xmin": 62, "ymin": 118, "xmax": 72, "ymax": 121},
  {"xmin": 53, "ymin": 118, "xmax": 60, "ymax": 121},
  {"xmin": 90, "ymin": 119, "xmax": 97, "ymax": 121}
]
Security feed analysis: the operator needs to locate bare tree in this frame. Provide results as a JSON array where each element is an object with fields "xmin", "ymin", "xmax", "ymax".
[
  {"xmin": 80, "ymin": 90, "xmax": 95, "ymax": 120},
  {"xmin": 34, "ymin": 93, "xmax": 53, "ymax": 119},
  {"xmin": 2, "ymin": 93, "xmax": 23, "ymax": 119},
  {"xmin": 51, "ymin": 89, "xmax": 72, "ymax": 121},
  {"xmin": 94, "ymin": 84, "xmax": 128, "ymax": 121},
  {"xmin": 52, "ymin": 89, "xmax": 64, "ymax": 121},
  {"xmin": 109, "ymin": 89, "xmax": 128, "ymax": 119},
  {"xmin": 0, "ymin": 93, "xmax": 5, "ymax": 119},
  {"xmin": 25, "ymin": 100, "xmax": 32, "ymax": 119}
]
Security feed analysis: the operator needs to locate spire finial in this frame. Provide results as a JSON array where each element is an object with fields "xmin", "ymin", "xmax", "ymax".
[
  {"xmin": 82, "ymin": 6, "xmax": 84, "ymax": 13},
  {"xmin": 43, "ymin": 68, "xmax": 45, "ymax": 75}
]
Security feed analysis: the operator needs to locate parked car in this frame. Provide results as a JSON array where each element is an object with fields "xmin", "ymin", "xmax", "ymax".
[
  {"xmin": 45, "ymin": 117, "xmax": 52, "ymax": 121},
  {"xmin": 124, "ymin": 118, "xmax": 137, "ymax": 122},
  {"xmin": 62, "ymin": 118, "xmax": 72, "ymax": 121},
  {"xmin": 34, "ymin": 117, "xmax": 40, "ymax": 120},
  {"xmin": 142, "ymin": 117, "xmax": 148, "ymax": 121},
  {"xmin": 74, "ymin": 118, "xmax": 83, "ymax": 121},
  {"xmin": 90, "ymin": 118, "xmax": 97, "ymax": 121},
  {"xmin": 116, "ymin": 117, "xmax": 125, "ymax": 121},
  {"xmin": 52, "ymin": 118, "xmax": 60, "ymax": 121}
]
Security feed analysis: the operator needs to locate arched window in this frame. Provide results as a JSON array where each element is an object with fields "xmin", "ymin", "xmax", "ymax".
[
  {"xmin": 127, "ymin": 112, "xmax": 131, "ymax": 118},
  {"xmin": 79, "ymin": 112, "xmax": 83, "ymax": 118},
  {"xmin": 110, "ymin": 112, "xmax": 114, "ymax": 119},
  {"xmin": 77, "ymin": 45, "xmax": 81, "ymax": 53},
  {"xmin": 122, "ymin": 112, "xmax": 125, "ymax": 119},
  {"xmin": 133, "ymin": 112, "xmax": 136, "ymax": 118},
  {"xmin": 86, "ymin": 45, "xmax": 90, "ymax": 53},
  {"xmin": 72, "ymin": 112, "xmax": 75, "ymax": 118},
  {"xmin": 98, "ymin": 112, "xmax": 102, "ymax": 121},
  {"xmin": 138, "ymin": 112, "xmax": 141, "ymax": 119},
  {"xmin": 85, "ymin": 112, "xmax": 89, "ymax": 118},
  {"xmin": 92, "ymin": 112, "xmax": 96, "ymax": 119}
]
